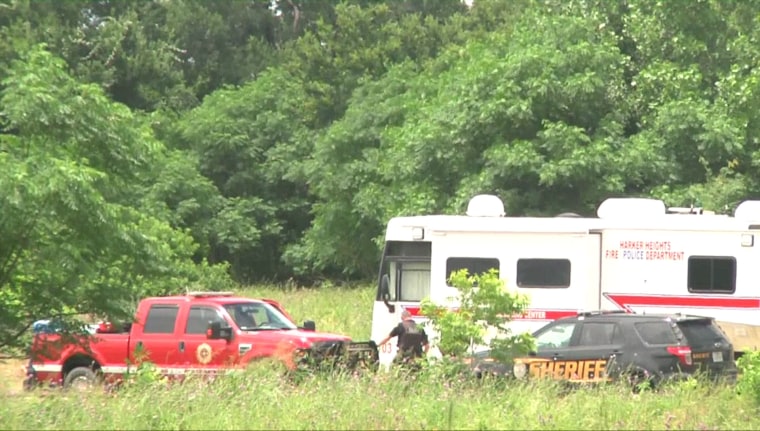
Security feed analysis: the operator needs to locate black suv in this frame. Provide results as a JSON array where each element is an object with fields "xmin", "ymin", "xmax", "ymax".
[{"xmin": 472, "ymin": 311, "xmax": 738, "ymax": 387}]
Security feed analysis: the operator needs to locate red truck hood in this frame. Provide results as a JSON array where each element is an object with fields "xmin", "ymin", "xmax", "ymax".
[{"xmin": 238, "ymin": 329, "xmax": 351, "ymax": 345}]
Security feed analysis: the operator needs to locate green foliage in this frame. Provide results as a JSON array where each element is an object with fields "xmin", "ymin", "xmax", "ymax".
[
  {"xmin": 420, "ymin": 269, "xmax": 533, "ymax": 361},
  {"xmin": 0, "ymin": 45, "xmax": 232, "ymax": 350},
  {"xmin": 175, "ymin": 68, "xmax": 315, "ymax": 281},
  {"xmin": 4, "ymin": 0, "xmax": 760, "ymax": 287},
  {"xmin": 737, "ymin": 350, "xmax": 760, "ymax": 405}
]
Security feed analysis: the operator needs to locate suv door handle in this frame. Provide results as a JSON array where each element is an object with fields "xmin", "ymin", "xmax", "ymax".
[
  {"xmin": 179, "ymin": 341, "xmax": 185, "ymax": 353},
  {"xmin": 552, "ymin": 354, "xmax": 564, "ymax": 360}
]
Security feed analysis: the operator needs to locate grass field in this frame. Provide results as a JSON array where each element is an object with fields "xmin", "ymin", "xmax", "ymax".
[{"xmin": 0, "ymin": 285, "xmax": 758, "ymax": 430}]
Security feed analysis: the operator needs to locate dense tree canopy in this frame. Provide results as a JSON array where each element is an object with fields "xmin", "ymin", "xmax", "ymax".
[{"xmin": 2, "ymin": 0, "xmax": 760, "ymax": 347}]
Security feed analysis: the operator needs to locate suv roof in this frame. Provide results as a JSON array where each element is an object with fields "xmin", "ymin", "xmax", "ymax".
[{"xmin": 561, "ymin": 310, "xmax": 713, "ymax": 323}]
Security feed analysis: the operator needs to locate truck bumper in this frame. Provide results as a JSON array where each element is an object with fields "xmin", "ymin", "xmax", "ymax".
[
  {"xmin": 22, "ymin": 364, "xmax": 62, "ymax": 390},
  {"xmin": 298, "ymin": 340, "xmax": 379, "ymax": 372}
]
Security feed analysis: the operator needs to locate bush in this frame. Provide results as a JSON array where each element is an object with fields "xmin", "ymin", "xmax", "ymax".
[
  {"xmin": 737, "ymin": 350, "xmax": 760, "ymax": 404},
  {"xmin": 420, "ymin": 269, "xmax": 534, "ymax": 362}
]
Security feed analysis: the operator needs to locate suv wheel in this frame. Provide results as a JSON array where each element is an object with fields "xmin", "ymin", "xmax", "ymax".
[{"xmin": 627, "ymin": 368, "xmax": 654, "ymax": 393}]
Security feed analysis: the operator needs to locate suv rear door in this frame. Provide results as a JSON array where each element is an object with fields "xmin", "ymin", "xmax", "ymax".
[{"xmin": 675, "ymin": 318, "xmax": 735, "ymax": 374}]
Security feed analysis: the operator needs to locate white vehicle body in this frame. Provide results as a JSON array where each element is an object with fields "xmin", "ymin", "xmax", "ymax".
[{"xmin": 370, "ymin": 195, "xmax": 760, "ymax": 367}]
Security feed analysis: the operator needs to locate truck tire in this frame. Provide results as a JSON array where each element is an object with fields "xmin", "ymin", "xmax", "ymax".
[{"xmin": 64, "ymin": 366, "xmax": 98, "ymax": 390}]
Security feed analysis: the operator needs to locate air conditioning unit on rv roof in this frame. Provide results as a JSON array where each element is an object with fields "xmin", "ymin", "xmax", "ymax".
[
  {"xmin": 735, "ymin": 200, "xmax": 760, "ymax": 220},
  {"xmin": 597, "ymin": 198, "xmax": 666, "ymax": 219},
  {"xmin": 466, "ymin": 194, "xmax": 506, "ymax": 217}
]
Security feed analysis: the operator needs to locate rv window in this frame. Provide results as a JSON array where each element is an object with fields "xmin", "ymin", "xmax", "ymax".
[
  {"xmin": 445, "ymin": 257, "xmax": 500, "ymax": 283},
  {"xmin": 516, "ymin": 259, "xmax": 571, "ymax": 288},
  {"xmin": 386, "ymin": 241, "xmax": 432, "ymax": 258},
  {"xmin": 687, "ymin": 256, "xmax": 736, "ymax": 294},
  {"xmin": 398, "ymin": 261, "xmax": 432, "ymax": 302},
  {"xmin": 376, "ymin": 241, "xmax": 432, "ymax": 302}
]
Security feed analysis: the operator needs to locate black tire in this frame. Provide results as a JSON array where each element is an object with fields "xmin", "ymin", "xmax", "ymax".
[
  {"xmin": 627, "ymin": 368, "xmax": 654, "ymax": 393},
  {"xmin": 63, "ymin": 366, "xmax": 98, "ymax": 390}
]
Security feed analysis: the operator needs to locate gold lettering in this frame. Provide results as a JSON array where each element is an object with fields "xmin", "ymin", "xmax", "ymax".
[
  {"xmin": 594, "ymin": 360, "xmax": 606, "ymax": 380},
  {"xmin": 542, "ymin": 361, "xmax": 554, "ymax": 378},
  {"xmin": 584, "ymin": 360, "xmax": 596, "ymax": 381},
  {"xmin": 564, "ymin": 361, "xmax": 578, "ymax": 379},
  {"xmin": 529, "ymin": 362, "xmax": 543, "ymax": 378},
  {"xmin": 576, "ymin": 361, "xmax": 585, "ymax": 380},
  {"xmin": 554, "ymin": 361, "xmax": 565, "ymax": 379}
]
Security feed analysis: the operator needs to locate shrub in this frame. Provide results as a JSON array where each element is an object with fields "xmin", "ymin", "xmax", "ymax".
[
  {"xmin": 737, "ymin": 350, "xmax": 760, "ymax": 404},
  {"xmin": 420, "ymin": 269, "xmax": 534, "ymax": 363}
]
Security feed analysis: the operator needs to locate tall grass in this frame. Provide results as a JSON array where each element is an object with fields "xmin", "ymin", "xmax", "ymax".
[
  {"xmin": 0, "ymin": 285, "xmax": 757, "ymax": 430},
  {"xmin": 238, "ymin": 284, "xmax": 375, "ymax": 340},
  {"xmin": 1, "ymin": 368, "xmax": 756, "ymax": 430}
]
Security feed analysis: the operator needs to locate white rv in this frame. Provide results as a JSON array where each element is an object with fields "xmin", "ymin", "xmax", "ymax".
[{"xmin": 370, "ymin": 194, "xmax": 760, "ymax": 366}]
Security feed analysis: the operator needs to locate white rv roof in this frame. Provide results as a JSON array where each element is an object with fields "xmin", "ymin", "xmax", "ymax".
[{"xmin": 385, "ymin": 214, "xmax": 760, "ymax": 239}]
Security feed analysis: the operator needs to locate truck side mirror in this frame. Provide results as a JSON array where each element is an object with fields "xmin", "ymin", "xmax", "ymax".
[
  {"xmin": 207, "ymin": 321, "xmax": 232, "ymax": 342},
  {"xmin": 380, "ymin": 274, "xmax": 395, "ymax": 313},
  {"xmin": 302, "ymin": 320, "xmax": 316, "ymax": 331}
]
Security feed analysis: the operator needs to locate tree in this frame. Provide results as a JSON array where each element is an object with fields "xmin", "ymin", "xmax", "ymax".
[
  {"xmin": 175, "ymin": 68, "xmax": 316, "ymax": 281},
  {"xmin": 0, "ymin": 45, "xmax": 231, "ymax": 350},
  {"xmin": 420, "ymin": 269, "xmax": 534, "ymax": 362}
]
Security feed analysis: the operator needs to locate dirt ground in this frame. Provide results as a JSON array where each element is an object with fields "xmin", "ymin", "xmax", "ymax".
[{"xmin": 0, "ymin": 357, "xmax": 26, "ymax": 395}]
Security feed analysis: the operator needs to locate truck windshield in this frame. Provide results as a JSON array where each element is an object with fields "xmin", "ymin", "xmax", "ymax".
[{"xmin": 224, "ymin": 302, "xmax": 297, "ymax": 331}]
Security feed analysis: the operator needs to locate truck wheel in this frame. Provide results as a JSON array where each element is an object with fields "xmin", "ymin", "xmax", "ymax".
[{"xmin": 64, "ymin": 367, "xmax": 98, "ymax": 391}]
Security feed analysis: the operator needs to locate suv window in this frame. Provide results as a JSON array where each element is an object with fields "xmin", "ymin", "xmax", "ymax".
[
  {"xmin": 676, "ymin": 319, "xmax": 727, "ymax": 348},
  {"xmin": 578, "ymin": 322, "xmax": 623, "ymax": 346},
  {"xmin": 185, "ymin": 306, "xmax": 225, "ymax": 334},
  {"xmin": 634, "ymin": 321, "xmax": 678, "ymax": 345},
  {"xmin": 143, "ymin": 305, "xmax": 179, "ymax": 334},
  {"xmin": 536, "ymin": 322, "xmax": 577, "ymax": 349}
]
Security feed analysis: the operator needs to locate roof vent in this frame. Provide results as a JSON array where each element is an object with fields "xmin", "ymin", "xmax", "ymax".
[
  {"xmin": 466, "ymin": 194, "xmax": 505, "ymax": 217},
  {"xmin": 597, "ymin": 198, "xmax": 666, "ymax": 219},
  {"xmin": 735, "ymin": 200, "xmax": 760, "ymax": 221},
  {"xmin": 556, "ymin": 212, "xmax": 582, "ymax": 218}
]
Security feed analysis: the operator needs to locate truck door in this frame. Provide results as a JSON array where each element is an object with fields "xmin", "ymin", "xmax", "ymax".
[
  {"xmin": 130, "ymin": 303, "xmax": 183, "ymax": 370},
  {"xmin": 182, "ymin": 305, "xmax": 236, "ymax": 370}
]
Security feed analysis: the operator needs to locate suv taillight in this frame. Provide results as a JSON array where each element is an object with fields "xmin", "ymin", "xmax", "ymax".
[{"xmin": 667, "ymin": 346, "xmax": 693, "ymax": 366}]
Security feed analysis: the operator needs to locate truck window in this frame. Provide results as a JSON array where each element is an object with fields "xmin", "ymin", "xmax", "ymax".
[
  {"xmin": 445, "ymin": 257, "xmax": 500, "ymax": 284},
  {"xmin": 185, "ymin": 306, "xmax": 225, "ymax": 334},
  {"xmin": 687, "ymin": 256, "xmax": 736, "ymax": 294},
  {"xmin": 516, "ymin": 258, "xmax": 571, "ymax": 288},
  {"xmin": 143, "ymin": 305, "xmax": 180, "ymax": 334}
]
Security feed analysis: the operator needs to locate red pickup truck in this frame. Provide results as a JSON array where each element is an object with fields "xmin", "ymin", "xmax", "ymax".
[{"xmin": 24, "ymin": 291, "xmax": 378, "ymax": 389}]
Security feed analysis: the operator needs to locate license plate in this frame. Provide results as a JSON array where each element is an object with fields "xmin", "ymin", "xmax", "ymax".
[{"xmin": 712, "ymin": 351, "xmax": 723, "ymax": 362}]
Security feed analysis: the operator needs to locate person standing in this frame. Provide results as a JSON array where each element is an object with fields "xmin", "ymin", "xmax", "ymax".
[{"xmin": 378, "ymin": 310, "xmax": 429, "ymax": 365}]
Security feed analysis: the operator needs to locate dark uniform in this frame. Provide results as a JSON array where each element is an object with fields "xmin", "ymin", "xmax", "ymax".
[{"xmin": 389, "ymin": 318, "xmax": 429, "ymax": 364}]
